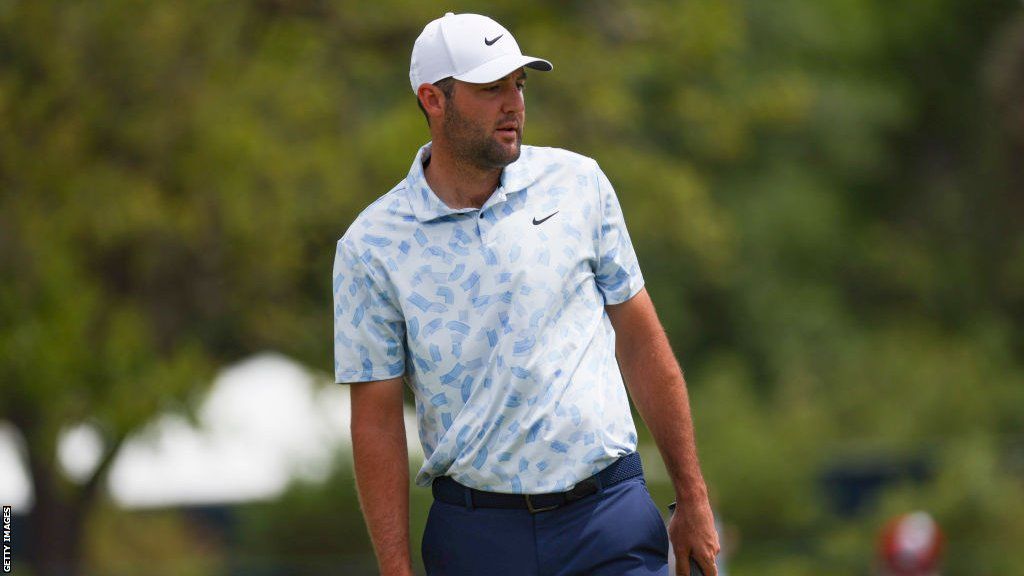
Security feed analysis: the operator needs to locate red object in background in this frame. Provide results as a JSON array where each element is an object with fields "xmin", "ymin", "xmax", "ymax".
[{"xmin": 878, "ymin": 511, "xmax": 944, "ymax": 575}]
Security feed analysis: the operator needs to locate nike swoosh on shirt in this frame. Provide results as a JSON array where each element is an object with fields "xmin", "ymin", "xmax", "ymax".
[
  {"xmin": 532, "ymin": 211, "xmax": 558, "ymax": 225},
  {"xmin": 485, "ymin": 34, "xmax": 503, "ymax": 46}
]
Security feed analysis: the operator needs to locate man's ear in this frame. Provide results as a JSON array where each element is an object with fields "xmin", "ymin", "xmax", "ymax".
[{"xmin": 417, "ymin": 83, "xmax": 446, "ymax": 121}]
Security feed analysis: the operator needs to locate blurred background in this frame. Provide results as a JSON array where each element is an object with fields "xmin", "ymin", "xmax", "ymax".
[{"xmin": 2, "ymin": 0, "xmax": 1023, "ymax": 574}]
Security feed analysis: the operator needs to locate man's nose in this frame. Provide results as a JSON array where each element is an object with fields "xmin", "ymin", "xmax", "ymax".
[{"xmin": 501, "ymin": 84, "xmax": 524, "ymax": 113}]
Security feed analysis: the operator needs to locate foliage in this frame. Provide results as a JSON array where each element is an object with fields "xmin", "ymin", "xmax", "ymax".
[
  {"xmin": 233, "ymin": 454, "xmax": 432, "ymax": 576},
  {"xmin": 85, "ymin": 503, "xmax": 225, "ymax": 576}
]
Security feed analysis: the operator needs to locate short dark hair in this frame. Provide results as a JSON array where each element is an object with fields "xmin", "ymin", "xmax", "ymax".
[{"xmin": 417, "ymin": 77, "xmax": 456, "ymax": 125}]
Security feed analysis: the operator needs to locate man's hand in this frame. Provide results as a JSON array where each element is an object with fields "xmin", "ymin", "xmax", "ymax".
[{"xmin": 669, "ymin": 498, "xmax": 720, "ymax": 576}]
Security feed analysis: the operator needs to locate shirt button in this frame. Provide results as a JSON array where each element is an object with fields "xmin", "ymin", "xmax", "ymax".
[{"xmin": 479, "ymin": 212, "xmax": 485, "ymax": 219}]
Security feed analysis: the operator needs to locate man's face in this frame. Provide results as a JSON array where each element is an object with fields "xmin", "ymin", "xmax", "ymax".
[{"xmin": 442, "ymin": 69, "xmax": 527, "ymax": 170}]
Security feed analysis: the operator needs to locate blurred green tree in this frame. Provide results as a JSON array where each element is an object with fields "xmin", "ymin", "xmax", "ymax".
[{"xmin": 0, "ymin": 1, "xmax": 354, "ymax": 572}]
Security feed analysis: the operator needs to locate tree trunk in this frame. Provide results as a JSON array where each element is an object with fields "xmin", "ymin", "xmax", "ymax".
[
  {"xmin": 21, "ymin": 425, "xmax": 125, "ymax": 576},
  {"xmin": 26, "ymin": 451, "xmax": 88, "ymax": 576}
]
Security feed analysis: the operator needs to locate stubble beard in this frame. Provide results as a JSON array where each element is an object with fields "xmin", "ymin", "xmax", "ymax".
[{"xmin": 443, "ymin": 101, "xmax": 521, "ymax": 171}]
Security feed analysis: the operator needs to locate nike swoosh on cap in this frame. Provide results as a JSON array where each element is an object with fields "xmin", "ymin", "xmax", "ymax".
[{"xmin": 484, "ymin": 34, "xmax": 503, "ymax": 46}]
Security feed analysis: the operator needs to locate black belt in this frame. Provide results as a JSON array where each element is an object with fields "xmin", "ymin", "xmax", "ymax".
[{"xmin": 432, "ymin": 452, "xmax": 643, "ymax": 514}]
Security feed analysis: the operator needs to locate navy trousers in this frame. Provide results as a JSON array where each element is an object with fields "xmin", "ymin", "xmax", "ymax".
[{"xmin": 422, "ymin": 475, "xmax": 670, "ymax": 576}]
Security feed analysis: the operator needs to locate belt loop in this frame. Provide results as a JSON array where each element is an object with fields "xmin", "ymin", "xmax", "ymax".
[{"xmin": 464, "ymin": 486, "xmax": 475, "ymax": 510}]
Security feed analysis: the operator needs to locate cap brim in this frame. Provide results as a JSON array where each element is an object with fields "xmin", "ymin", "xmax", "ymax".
[{"xmin": 453, "ymin": 54, "xmax": 553, "ymax": 84}]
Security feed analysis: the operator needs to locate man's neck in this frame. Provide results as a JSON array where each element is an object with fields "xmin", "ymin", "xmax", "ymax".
[{"xmin": 423, "ymin": 144, "xmax": 503, "ymax": 210}]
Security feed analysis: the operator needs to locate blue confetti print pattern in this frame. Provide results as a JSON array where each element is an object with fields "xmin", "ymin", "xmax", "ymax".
[{"xmin": 333, "ymin": 143, "xmax": 644, "ymax": 493}]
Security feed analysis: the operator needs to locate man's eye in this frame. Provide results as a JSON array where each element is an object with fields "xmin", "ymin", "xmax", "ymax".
[
  {"xmin": 517, "ymin": 83, "xmax": 526, "ymax": 91},
  {"xmin": 486, "ymin": 85, "xmax": 501, "ymax": 92}
]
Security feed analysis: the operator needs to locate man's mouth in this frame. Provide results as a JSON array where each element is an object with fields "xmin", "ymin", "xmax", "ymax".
[{"xmin": 496, "ymin": 123, "xmax": 519, "ymax": 136}]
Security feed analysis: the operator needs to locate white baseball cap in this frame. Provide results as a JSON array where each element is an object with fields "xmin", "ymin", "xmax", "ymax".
[{"xmin": 410, "ymin": 12, "xmax": 553, "ymax": 93}]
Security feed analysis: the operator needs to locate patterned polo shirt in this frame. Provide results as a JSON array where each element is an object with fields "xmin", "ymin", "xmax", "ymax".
[{"xmin": 333, "ymin": 142, "xmax": 645, "ymax": 493}]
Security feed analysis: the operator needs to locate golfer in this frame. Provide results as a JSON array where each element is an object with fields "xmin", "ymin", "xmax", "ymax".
[{"xmin": 334, "ymin": 12, "xmax": 719, "ymax": 576}]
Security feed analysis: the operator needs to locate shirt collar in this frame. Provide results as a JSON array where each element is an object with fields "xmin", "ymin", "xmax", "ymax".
[{"xmin": 405, "ymin": 142, "xmax": 537, "ymax": 223}]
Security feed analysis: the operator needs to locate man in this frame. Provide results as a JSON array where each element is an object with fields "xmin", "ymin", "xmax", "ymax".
[{"xmin": 334, "ymin": 12, "xmax": 719, "ymax": 576}]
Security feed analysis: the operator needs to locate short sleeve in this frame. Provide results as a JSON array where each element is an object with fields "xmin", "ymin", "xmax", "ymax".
[
  {"xmin": 333, "ymin": 239, "xmax": 406, "ymax": 383},
  {"xmin": 593, "ymin": 164, "xmax": 645, "ymax": 305}
]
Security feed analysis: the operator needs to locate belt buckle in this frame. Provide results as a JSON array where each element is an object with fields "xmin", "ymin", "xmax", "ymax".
[{"xmin": 524, "ymin": 494, "xmax": 558, "ymax": 514}]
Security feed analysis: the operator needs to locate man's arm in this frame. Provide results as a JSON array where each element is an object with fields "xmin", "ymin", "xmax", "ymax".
[
  {"xmin": 350, "ymin": 376, "xmax": 414, "ymax": 576},
  {"xmin": 605, "ymin": 288, "xmax": 720, "ymax": 576}
]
